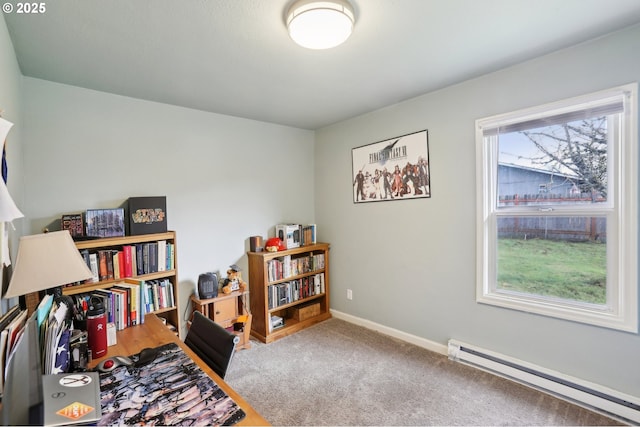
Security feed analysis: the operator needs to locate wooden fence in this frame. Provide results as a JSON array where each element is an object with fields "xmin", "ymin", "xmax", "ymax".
[{"xmin": 498, "ymin": 194, "xmax": 607, "ymax": 242}]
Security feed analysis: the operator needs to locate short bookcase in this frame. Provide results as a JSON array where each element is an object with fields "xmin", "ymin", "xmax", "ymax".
[
  {"xmin": 247, "ymin": 242, "xmax": 331, "ymax": 343},
  {"xmin": 63, "ymin": 231, "xmax": 180, "ymax": 337}
]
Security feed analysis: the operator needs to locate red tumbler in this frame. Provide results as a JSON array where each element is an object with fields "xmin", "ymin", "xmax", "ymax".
[{"xmin": 86, "ymin": 296, "xmax": 107, "ymax": 359}]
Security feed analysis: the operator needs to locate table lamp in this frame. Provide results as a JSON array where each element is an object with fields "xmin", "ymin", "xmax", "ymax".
[{"xmin": 3, "ymin": 230, "xmax": 93, "ymax": 314}]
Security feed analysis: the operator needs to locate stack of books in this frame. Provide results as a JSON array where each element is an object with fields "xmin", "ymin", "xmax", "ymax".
[{"xmin": 270, "ymin": 315, "xmax": 284, "ymax": 332}]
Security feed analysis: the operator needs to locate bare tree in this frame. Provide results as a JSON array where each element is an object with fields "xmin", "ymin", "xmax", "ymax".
[{"xmin": 521, "ymin": 117, "xmax": 607, "ymax": 198}]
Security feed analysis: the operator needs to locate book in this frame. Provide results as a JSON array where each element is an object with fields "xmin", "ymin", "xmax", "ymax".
[
  {"xmin": 0, "ymin": 304, "xmax": 22, "ymax": 331},
  {"xmin": 157, "ymin": 240, "xmax": 166, "ymax": 272},
  {"xmin": 122, "ymin": 245, "xmax": 134, "ymax": 278},
  {"xmin": 270, "ymin": 315, "xmax": 284, "ymax": 331},
  {"xmin": 112, "ymin": 286, "xmax": 131, "ymax": 328},
  {"xmin": 98, "ymin": 250, "xmax": 109, "ymax": 281},
  {"xmin": 0, "ymin": 304, "xmax": 21, "ymax": 394},
  {"xmin": 0, "ymin": 329, "xmax": 7, "ymax": 394},
  {"xmin": 135, "ymin": 243, "xmax": 145, "ymax": 275},
  {"xmin": 80, "ymin": 249, "xmax": 90, "ymax": 269},
  {"xmin": 158, "ymin": 280, "xmax": 167, "ymax": 308},
  {"xmin": 130, "ymin": 245, "xmax": 138, "ymax": 277},
  {"xmin": 89, "ymin": 253, "xmax": 99, "ymax": 283},
  {"xmin": 140, "ymin": 280, "xmax": 151, "ymax": 314},
  {"xmin": 119, "ymin": 281, "xmax": 141, "ymax": 326},
  {"xmin": 105, "ymin": 250, "xmax": 115, "ymax": 279},
  {"xmin": 142, "ymin": 243, "xmax": 150, "ymax": 274},
  {"xmin": 137, "ymin": 280, "xmax": 146, "ymax": 324},
  {"xmin": 112, "ymin": 251, "xmax": 121, "ymax": 280},
  {"xmin": 109, "ymin": 287, "xmax": 128, "ymax": 330},
  {"xmin": 148, "ymin": 242, "xmax": 158, "ymax": 273},
  {"xmin": 5, "ymin": 309, "xmax": 27, "ymax": 361},
  {"xmin": 166, "ymin": 243, "xmax": 174, "ymax": 270},
  {"xmin": 301, "ymin": 224, "xmax": 317, "ymax": 246},
  {"xmin": 118, "ymin": 251, "xmax": 125, "ymax": 279}
]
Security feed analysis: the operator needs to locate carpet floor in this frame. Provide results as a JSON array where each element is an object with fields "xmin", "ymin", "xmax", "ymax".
[{"xmin": 225, "ymin": 318, "xmax": 623, "ymax": 426}]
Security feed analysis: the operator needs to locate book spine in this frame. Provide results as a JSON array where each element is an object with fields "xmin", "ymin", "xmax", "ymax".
[
  {"xmin": 135, "ymin": 243, "xmax": 144, "ymax": 275},
  {"xmin": 106, "ymin": 250, "xmax": 115, "ymax": 279},
  {"xmin": 112, "ymin": 290, "xmax": 121, "ymax": 330},
  {"xmin": 138, "ymin": 281, "xmax": 145, "ymax": 324},
  {"xmin": 166, "ymin": 243, "xmax": 174, "ymax": 270},
  {"xmin": 92, "ymin": 290, "xmax": 113, "ymax": 324},
  {"xmin": 89, "ymin": 253, "xmax": 99, "ymax": 283},
  {"xmin": 122, "ymin": 245, "xmax": 133, "ymax": 278},
  {"xmin": 142, "ymin": 243, "xmax": 150, "ymax": 274},
  {"xmin": 148, "ymin": 242, "xmax": 158, "ymax": 273},
  {"xmin": 122, "ymin": 283, "xmax": 139, "ymax": 326},
  {"xmin": 142, "ymin": 280, "xmax": 150, "ymax": 314},
  {"xmin": 118, "ymin": 251, "xmax": 125, "ymax": 279},
  {"xmin": 98, "ymin": 250, "xmax": 109, "ymax": 281},
  {"xmin": 151, "ymin": 280, "xmax": 160, "ymax": 312},
  {"xmin": 80, "ymin": 249, "xmax": 93, "ymax": 283},
  {"xmin": 167, "ymin": 280, "xmax": 175, "ymax": 308},
  {"xmin": 112, "ymin": 251, "xmax": 121, "ymax": 280},
  {"xmin": 157, "ymin": 240, "xmax": 166, "ymax": 272}
]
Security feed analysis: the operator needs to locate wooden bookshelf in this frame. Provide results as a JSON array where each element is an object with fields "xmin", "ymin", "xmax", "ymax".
[
  {"xmin": 248, "ymin": 242, "xmax": 331, "ymax": 343},
  {"xmin": 63, "ymin": 231, "xmax": 180, "ymax": 337}
]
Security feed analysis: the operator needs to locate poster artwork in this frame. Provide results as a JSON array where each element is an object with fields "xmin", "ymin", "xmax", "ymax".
[{"xmin": 352, "ymin": 129, "xmax": 431, "ymax": 203}]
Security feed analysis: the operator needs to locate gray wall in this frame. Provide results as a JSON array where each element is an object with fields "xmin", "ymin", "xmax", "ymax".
[
  {"xmin": 315, "ymin": 23, "xmax": 640, "ymax": 397},
  {"xmin": 20, "ymin": 78, "xmax": 315, "ymax": 337}
]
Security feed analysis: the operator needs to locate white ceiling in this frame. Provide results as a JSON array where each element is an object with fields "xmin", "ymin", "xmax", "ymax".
[{"xmin": 4, "ymin": 0, "xmax": 640, "ymax": 130}]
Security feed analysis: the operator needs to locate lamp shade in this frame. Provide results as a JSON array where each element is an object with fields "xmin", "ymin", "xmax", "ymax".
[
  {"xmin": 286, "ymin": 0, "xmax": 355, "ymax": 49},
  {"xmin": 3, "ymin": 230, "xmax": 92, "ymax": 299}
]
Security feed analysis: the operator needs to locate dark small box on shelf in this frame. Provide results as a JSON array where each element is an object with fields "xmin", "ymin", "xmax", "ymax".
[
  {"xmin": 61, "ymin": 213, "xmax": 84, "ymax": 238},
  {"xmin": 123, "ymin": 196, "xmax": 167, "ymax": 235}
]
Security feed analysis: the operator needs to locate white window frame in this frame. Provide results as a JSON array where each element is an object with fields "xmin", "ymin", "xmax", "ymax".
[{"xmin": 475, "ymin": 84, "xmax": 638, "ymax": 332}]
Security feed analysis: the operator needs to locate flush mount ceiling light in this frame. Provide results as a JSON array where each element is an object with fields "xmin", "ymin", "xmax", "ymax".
[{"xmin": 286, "ymin": 0, "xmax": 355, "ymax": 50}]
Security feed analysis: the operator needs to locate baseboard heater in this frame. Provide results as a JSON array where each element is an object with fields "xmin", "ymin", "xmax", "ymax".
[{"xmin": 447, "ymin": 339, "xmax": 640, "ymax": 424}]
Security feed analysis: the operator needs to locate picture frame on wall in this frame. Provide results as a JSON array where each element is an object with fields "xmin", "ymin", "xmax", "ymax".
[{"xmin": 351, "ymin": 129, "xmax": 431, "ymax": 203}]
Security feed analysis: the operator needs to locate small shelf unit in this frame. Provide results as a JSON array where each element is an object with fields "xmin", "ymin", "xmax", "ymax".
[
  {"xmin": 190, "ymin": 291, "xmax": 252, "ymax": 350},
  {"xmin": 248, "ymin": 242, "xmax": 331, "ymax": 343}
]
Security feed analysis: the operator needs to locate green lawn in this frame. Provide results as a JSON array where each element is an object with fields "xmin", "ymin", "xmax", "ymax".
[{"xmin": 497, "ymin": 238, "xmax": 607, "ymax": 304}]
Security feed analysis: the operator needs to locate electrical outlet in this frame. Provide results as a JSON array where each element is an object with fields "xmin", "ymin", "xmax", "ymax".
[{"xmin": 347, "ymin": 289, "xmax": 353, "ymax": 300}]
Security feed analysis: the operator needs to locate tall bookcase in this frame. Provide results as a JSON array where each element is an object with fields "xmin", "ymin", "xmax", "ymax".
[
  {"xmin": 248, "ymin": 242, "xmax": 331, "ymax": 343},
  {"xmin": 62, "ymin": 231, "xmax": 180, "ymax": 337}
]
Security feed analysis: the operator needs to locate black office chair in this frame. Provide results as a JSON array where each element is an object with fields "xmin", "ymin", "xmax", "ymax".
[{"xmin": 184, "ymin": 311, "xmax": 240, "ymax": 379}]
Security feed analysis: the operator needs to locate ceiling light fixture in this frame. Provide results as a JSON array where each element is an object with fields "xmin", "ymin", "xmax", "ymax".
[{"xmin": 286, "ymin": 0, "xmax": 355, "ymax": 50}]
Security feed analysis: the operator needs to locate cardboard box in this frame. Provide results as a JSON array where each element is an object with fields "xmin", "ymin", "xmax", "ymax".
[
  {"xmin": 123, "ymin": 196, "xmax": 167, "ymax": 235},
  {"xmin": 291, "ymin": 302, "xmax": 320, "ymax": 321},
  {"xmin": 276, "ymin": 223, "xmax": 301, "ymax": 249}
]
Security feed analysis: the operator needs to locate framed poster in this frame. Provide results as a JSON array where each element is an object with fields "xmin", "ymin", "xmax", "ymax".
[{"xmin": 352, "ymin": 129, "xmax": 430, "ymax": 203}]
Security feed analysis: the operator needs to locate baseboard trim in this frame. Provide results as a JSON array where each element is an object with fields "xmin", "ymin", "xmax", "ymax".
[{"xmin": 330, "ymin": 309, "xmax": 448, "ymax": 355}]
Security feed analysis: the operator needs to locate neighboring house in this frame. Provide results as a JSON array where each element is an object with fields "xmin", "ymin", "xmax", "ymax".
[
  {"xmin": 497, "ymin": 163, "xmax": 604, "ymax": 242},
  {"xmin": 497, "ymin": 163, "xmax": 580, "ymax": 200}
]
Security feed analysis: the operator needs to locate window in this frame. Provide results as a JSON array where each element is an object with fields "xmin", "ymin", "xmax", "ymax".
[{"xmin": 476, "ymin": 84, "xmax": 638, "ymax": 332}]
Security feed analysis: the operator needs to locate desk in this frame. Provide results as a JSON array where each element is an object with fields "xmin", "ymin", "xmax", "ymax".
[{"xmin": 88, "ymin": 314, "xmax": 269, "ymax": 426}]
